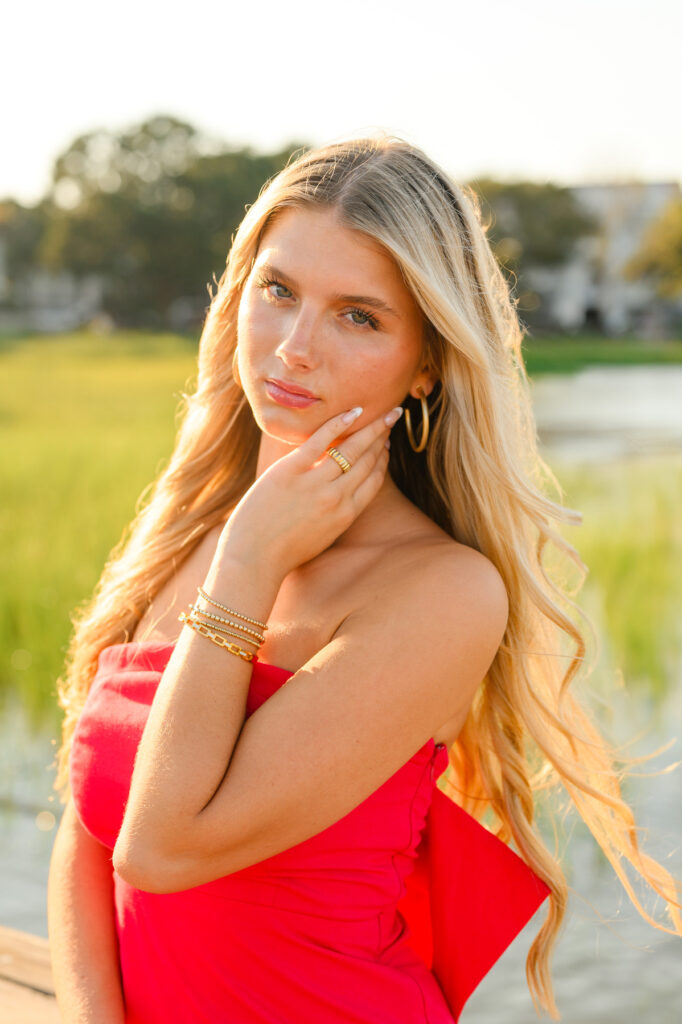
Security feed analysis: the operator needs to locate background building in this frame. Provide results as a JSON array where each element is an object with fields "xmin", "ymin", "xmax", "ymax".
[{"xmin": 526, "ymin": 182, "xmax": 682, "ymax": 336}]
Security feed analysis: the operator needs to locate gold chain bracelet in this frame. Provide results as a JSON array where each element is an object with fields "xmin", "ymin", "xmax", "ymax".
[
  {"xmin": 196, "ymin": 586, "xmax": 268, "ymax": 631},
  {"xmin": 178, "ymin": 611, "xmax": 255, "ymax": 662}
]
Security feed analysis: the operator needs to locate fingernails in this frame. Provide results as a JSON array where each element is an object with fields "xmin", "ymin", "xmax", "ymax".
[
  {"xmin": 385, "ymin": 439, "xmax": 391, "ymax": 449},
  {"xmin": 384, "ymin": 406, "xmax": 403, "ymax": 426},
  {"xmin": 343, "ymin": 406, "xmax": 363, "ymax": 423}
]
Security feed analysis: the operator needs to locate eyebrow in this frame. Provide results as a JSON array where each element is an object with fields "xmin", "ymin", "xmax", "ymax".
[{"xmin": 256, "ymin": 262, "xmax": 401, "ymax": 319}]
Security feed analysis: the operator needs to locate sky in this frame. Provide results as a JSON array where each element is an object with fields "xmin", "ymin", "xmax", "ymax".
[{"xmin": 3, "ymin": 0, "xmax": 680, "ymax": 206}]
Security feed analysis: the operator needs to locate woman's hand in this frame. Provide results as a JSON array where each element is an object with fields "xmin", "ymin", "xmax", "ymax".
[{"xmin": 216, "ymin": 405, "xmax": 404, "ymax": 578}]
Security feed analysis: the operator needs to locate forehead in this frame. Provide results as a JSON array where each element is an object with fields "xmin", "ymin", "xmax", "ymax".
[{"xmin": 255, "ymin": 205, "xmax": 409, "ymax": 296}]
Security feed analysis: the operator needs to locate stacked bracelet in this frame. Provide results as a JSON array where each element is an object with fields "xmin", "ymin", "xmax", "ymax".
[
  {"xmin": 188, "ymin": 602, "xmax": 265, "ymax": 646},
  {"xmin": 196, "ymin": 586, "xmax": 269, "ymax": 630},
  {"xmin": 177, "ymin": 585, "xmax": 269, "ymax": 663}
]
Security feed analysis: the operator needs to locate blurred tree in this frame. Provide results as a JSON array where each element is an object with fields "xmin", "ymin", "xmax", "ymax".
[
  {"xmin": 47, "ymin": 114, "xmax": 222, "ymax": 208},
  {"xmin": 0, "ymin": 199, "xmax": 51, "ymax": 299},
  {"xmin": 39, "ymin": 115, "xmax": 305, "ymax": 325},
  {"xmin": 623, "ymin": 197, "xmax": 682, "ymax": 298},
  {"xmin": 469, "ymin": 179, "xmax": 597, "ymax": 314}
]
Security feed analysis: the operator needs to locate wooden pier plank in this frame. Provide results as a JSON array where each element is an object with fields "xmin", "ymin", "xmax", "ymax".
[
  {"xmin": 0, "ymin": 924, "xmax": 58, "ymax": 1021},
  {"xmin": 0, "ymin": 923, "xmax": 55, "ymax": 993},
  {"xmin": 0, "ymin": 975, "xmax": 60, "ymax": 1022}
]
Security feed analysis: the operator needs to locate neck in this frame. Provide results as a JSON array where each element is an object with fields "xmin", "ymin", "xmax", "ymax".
[{"xmin": 255, "ymin": 431, "xmax": 297, "ymax": 480}]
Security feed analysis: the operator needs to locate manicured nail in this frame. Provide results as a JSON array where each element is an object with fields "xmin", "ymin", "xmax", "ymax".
[
  {"xmin": 342, "ymin": 406, "xmax": 363, "ymax": 423},
  {"xmin": 385, "ymin": 439, "xmax": 391, "ymax": 449},
  {"xmin": 384, "ymin": 406, "xmax": 403, "ymax": 426}
]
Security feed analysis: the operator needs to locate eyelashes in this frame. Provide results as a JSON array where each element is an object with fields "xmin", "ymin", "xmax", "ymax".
[
  {"xmin": 257, "ymin": 276, "xmax": 291, "ymax": 300},
  {"xmin": 255, "ymin": 275, "xmax": 381, "ymax": 332}
]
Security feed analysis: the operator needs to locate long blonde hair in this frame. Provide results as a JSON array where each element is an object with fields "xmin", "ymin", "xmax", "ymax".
[{"xmin": 54, "ymin": 132, "xmax": 681, "ymax": 1017}]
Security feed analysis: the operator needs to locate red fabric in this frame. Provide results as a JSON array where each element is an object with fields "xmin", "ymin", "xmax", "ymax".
[
  {"xmin": 70, "ymin": 641, "xmax": 550, "ymax": 1023},
  {"xmin": 397, "ymin": 761, "xmax": 551, "ymax": 1020}
]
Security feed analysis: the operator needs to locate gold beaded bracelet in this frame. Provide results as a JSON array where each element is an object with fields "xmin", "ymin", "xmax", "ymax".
[
  {"xmin": 189, "ymin": 601, "xmax": 265, "ymax": 644},
  {"xmin": 196, "ymin": 586, "xmax": 268, "ymax": 631},
  {"xmin": 187, "ymin": 604, "xmax": 264, "ymax": 649},
  {"xmin": 178, "ymin": 611, "xmax": 255, "ymax": 662}
]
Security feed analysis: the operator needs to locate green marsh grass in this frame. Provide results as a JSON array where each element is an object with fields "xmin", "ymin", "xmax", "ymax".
[
  {"xmin": 1, "ymin": 331, "xmax": 198, "ymax": 721},
  {"xmin": 522, "ymin": 333, "xmax": 682, "ymax": 375},
  {"xmin": 549, "ymin": 454, "xmax": 682, "ymax": 707}
]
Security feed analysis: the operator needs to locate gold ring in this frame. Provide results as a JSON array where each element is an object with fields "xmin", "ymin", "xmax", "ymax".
[{"xmin": 327, "ymin": 446, "xmax": 352, "ymax": 473}]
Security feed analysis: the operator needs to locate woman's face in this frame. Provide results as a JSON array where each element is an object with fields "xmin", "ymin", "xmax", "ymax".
[{"xmin": 236, "ymin": 205, "xmax": 433, "ymax": 447}]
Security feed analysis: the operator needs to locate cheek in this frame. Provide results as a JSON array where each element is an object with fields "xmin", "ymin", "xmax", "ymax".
[
  {"xmin": 353, "ymin": 346, "xmax": 413, "ymax": 389},
  {"xmin": 237, "ymin": 294, "xmax": 273, "ymax": 360}
]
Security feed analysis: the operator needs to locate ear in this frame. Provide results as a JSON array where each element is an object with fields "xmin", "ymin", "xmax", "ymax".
[{"xmin": 409, "ymin": 366, "xmax": 439, "ymax": 401}]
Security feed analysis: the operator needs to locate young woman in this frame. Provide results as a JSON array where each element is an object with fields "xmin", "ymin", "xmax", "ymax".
[{"xmin": 48, "ymin": 134, "xmax": 681, "ymax": 1023}]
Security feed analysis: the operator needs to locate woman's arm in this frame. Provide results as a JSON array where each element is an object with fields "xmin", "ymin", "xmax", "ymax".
[
  {"xmin": 48, "ymin": 798, "xmax": 126, "ymax": 1024},
  {"xmin": 112, "ymin": 406, "xmax": 393, "ymax": 889}
]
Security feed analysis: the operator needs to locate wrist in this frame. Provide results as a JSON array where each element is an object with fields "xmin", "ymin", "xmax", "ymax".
[
  {"xmin": 200, "ymin": 548, "xmax": 284, "ymax": 631},
  {"xmin": 215, "ymin": 529, "xmax": 290, "ymax": 586}
]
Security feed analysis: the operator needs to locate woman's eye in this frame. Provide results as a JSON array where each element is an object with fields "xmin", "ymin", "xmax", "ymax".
[
  {"xmin": 257, "ymin": 276, "xmax": 292, "ymax": 300},
  {"xmin": 347, "ymin": 308, "xmax": 380, "ymax": 330}
]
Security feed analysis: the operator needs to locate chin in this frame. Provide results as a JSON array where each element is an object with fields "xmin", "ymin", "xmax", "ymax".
[{"xmin": 254, "ymin": 408, "xmax": 314, "ymax": 446}]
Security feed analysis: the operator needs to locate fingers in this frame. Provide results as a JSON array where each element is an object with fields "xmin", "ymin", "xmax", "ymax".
[
  {"xmin": 352, "ymin": 428, "xmax": 391, "ymax": 473},
  {"xmin": 333, "ymin": 405, "xmax": 402, "ymax": 474},
  {"xmin": 303, "ymin": 406, "xmax": 404, "ymax": 476},
  {"xmin": 351, "ymin": 442, "xmax": 391, "ymax": 510},
  {"xmin": 295, "ymin": 405, "xmax": 403, "ymax": 469},
  {"xmin": 292, "ymin": 406, "xmax": 364, "ymax": 469}
]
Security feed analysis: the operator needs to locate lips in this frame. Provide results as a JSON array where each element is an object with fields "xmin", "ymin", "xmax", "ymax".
[
  {"xmin": 267, "ymin": 378, "xmax": 318, "ymax": 399},
  {"xmin": 264, "ymin": 380, "xmax": 320, "ymax": 409}
]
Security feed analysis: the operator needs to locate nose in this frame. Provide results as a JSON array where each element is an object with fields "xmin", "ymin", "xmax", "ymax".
[{"xmin": 274, "ymin": 309, "xmax": 321, "ymax": 369}]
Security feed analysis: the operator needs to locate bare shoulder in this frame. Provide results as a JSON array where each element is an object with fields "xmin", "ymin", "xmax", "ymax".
[
  {"xmin": 422, "ymin": 540, "xmax": 509, "ymax": 687},
  {"xmin": 397, "ymin": 532, "xmax": 504, "ymax": 626},
  {"xmin": 334, "ymin": 526, "xmax": 509, "ymax": 727},
  {"xmin": 415, "ymin": 537, "xmax": 509, "ymax": 633},
  {"xmin": 352, "ymin": 508, "xmax": 509, "ymax": 650}
]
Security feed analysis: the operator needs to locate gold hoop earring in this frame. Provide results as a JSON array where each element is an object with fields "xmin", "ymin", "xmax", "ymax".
[
  {"xmin": 232, "ymin": 347, "xmax": 242, "ymax": 390},
  {"xmin": 404, "ymin": 385, "xmax": 430, "ymax": 453}
]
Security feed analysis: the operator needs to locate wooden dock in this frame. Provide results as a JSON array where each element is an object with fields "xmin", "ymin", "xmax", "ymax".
[{"xmin": 0, "ymin": 924, "xmax": 59, "ymax": 1022}]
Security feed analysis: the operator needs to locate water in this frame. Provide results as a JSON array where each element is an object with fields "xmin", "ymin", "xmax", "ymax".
[
  {"xmin": 531, "ymin": 365, "xmax": 682, "ymax": 462},
  {"xmin": 3, "ymin": 364, "xmax": 682, "ymax": 1020},
  {"xmin": 0, "ymin": 698, "xmax": 59, "ymax": 934}
]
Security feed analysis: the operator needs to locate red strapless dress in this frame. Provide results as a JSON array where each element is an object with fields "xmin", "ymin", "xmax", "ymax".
[{"xmin": 69, "ymin": 641, "xmax": 549, "ymax": 1023}]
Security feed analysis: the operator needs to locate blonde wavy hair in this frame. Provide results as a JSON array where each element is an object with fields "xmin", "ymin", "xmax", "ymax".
[{"xmin": 54, "ymin": 132, "xmax": 681, "ymax": 1017}]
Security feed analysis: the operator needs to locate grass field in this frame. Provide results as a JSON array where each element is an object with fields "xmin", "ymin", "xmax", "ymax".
[
  {"xmin": 0, "ymin": 332, "xmax": 197, "ymax": 719},
  {"xmin": 1, "ymin": 330, "xmax": 681, "ymax": 725},
  {"xmin": 521, "ymin": 332, "xmax": 682, "ymax": 375}
]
